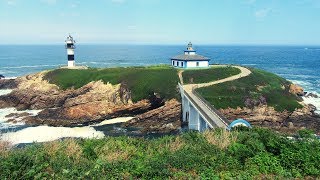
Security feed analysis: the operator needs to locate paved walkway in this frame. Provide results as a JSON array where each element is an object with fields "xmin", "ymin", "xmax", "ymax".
[{"xmin": 181, "ymin": 65, "xmax": 252, "ymax": 128}]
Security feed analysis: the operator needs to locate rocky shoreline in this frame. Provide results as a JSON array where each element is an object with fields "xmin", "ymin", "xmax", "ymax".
[
  {"xmin": 0, "ymin": 72, "xmax": 181, "ymax": 134},
  {"xmin": 0, "ymin": 72, "xmax": 319, "ymax": 134},
  {"xmin": 219, "ymin": 84, "xmax": 320, "ymax": 134}
]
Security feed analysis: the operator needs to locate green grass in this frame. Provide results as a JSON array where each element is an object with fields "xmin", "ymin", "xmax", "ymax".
[
  {"xmin": 196, "ymin": 68, "xmax": 303, "ymax": 112},
  {"xmin": 182, "ymin": 66, "xmax": 241, "ymax": 84},
  {"xmin": 1, "ymin": 128, "xmax": 320, "ymax": 179},
  {"xmin": 44, "ymin": 65, "xmax": 180, "ymax": 102}
]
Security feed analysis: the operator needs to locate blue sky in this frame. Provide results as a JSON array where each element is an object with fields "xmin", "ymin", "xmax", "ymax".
[{"xmin": 1, "ymin": 0, "xmax": 320, "ymax": 45}]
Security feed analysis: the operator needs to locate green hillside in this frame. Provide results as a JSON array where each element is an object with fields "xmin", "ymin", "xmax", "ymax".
[
  {"xmin": 1, "ymin": 128, "xmax": 319, "ymax": 179},
  {"xmin": 196, "ymin": 68, "xmax": 302, "ymax": 112},
  {"xmin": 182, "ymin": 66, "xmax": 241, "ymax": 84}
]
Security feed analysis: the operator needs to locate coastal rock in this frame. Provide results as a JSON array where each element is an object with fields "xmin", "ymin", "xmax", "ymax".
[
  {"xmin": 24, "ymin": 100, "xmax": 152, "ymax": 126},
  {"xmin": 220, "ymin": 103, "xmax": 320, "ymax": 133},
  {"xmin": 220, "ymin": 105, "xmax": 288, "ymax": 125},
  {"xmin": 124, "ymin": 99, "xmax": 181, "ymax": 133},
  {"xmin": 305, "ymin": 93, "xmax": 319, "ymax": 98},
  {"xmin": 308, "ymin": 104, "xmax": 317, "ymax": 113},
  {"xmin": 1, "ymin": 70, "xmax": 176, "ymax": 129},
  {"xmin": 289, "ymin": 84, "xmax": 304, "ymax": 96},
  {"xmin": 5, "ymin": 112, "xmax": 32, "ymax": 118},
  {"xmin": 0, "ymin": 72, "xmax": 133, "ymax": 110},
  {"xmin": 63, "ymin": 80, "xmax": 132, "ymax": 108},
  {"xmin": 0, "ymin": 79, "xmax": 18, "ymax": 89}
]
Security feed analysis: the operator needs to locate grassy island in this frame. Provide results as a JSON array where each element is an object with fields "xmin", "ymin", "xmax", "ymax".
[
  {"xmin": 182, "ymin": 66, "xmax": 241, "ymax": 84},
  {"xmin": 44, "ymin": 65, "xmax": 302, "ymax": 111},
  {"xmin": 1, "ymin": 128, "xmax": 319, "ymax": 179},
  {"xmin": 197, "ymin": 68, "xmax": 302, "ymax": 112}
]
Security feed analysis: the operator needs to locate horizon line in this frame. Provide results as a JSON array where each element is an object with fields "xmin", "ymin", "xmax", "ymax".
[{"xmin": 0, "ymin": 43, "xmax": 319, "ymax": 46}]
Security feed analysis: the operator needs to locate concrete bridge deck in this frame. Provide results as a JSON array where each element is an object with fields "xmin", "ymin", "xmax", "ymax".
[{"xmin": 179, "ymin": 65, "xmax": 251, "ymax": 131}]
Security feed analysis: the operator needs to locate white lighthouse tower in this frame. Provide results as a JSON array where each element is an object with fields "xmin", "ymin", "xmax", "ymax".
[{"xmin": 65, "ymin": 34, "xmax": 76, "ymax": 68}]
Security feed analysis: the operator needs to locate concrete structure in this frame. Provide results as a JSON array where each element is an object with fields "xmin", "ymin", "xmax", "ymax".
[
  {"xmin": 65, "ymin": 34, "xmax": 76, "ymax": 68},
  {"xmin": 171, "ymin": 42, "xmax": 210, "ymax": 68},
  {"xmin": 179, "ymin": 83, "xmax": 229, "ymax": 131},
  {"xmin": 179, "ymin": 65, "xmax": 253, "ymax": 131}
]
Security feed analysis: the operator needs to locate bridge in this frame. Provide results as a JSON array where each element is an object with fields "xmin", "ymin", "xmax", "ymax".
[{"xmin": 179, "ymin": 65, "xmax": 252, "ymax": 131}]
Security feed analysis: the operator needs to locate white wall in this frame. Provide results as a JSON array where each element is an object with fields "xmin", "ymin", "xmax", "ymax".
[
  {"xmin": 67, "ymin": 49, "xmax": 74, "ymax": 55},
  {"xmin": 186, "ymin": 61, "xmax": 208, "ymax": 68},
  {"xmin": 68, "ymin": 60, "xmax": 75, "ymax": 67},
  {"xmin": 172, "ymin": 60, "xmax": 208, "ymax": 68}
]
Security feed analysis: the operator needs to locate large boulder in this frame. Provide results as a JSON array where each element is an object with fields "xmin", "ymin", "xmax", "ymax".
[{"xmin": 289, "ymin": 84, "xmax": 304, "ymax": 96}]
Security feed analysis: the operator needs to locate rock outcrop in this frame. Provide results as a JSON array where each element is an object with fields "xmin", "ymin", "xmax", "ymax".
[
  {"xmin": 124, "ymin": 99, "xmax": 181, "ymax": 133},
  {"xmin": 0, "ymin": 71, "xmax": 182, "ymax": 132},
  {"xmin": 220, "ymin": 103, "xmax": 320, "ymax": 133},
  {"xmin": 0, "ymin": 79, "xmax": 18, "ymax": 89},
  {"xmin": 289, "ymin": 84, "xmax": 305, "ymax": 96}
]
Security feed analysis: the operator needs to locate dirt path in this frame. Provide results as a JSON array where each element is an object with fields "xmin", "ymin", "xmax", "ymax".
[
  {"xmin": 178, "ymin": 70, "xmax": 184, "ymax": 84},
  {"xmin": 183, "ymin": 65, "xmax": 251, "ymax": 89}
]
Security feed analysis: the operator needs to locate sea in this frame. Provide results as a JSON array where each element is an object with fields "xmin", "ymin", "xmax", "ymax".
[{"xmin": 0, "ymin": 45, "xmax": 319, "ymax": 143}]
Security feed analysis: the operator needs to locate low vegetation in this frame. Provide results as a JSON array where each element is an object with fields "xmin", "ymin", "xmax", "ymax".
[
  {"xmin": 44, "ymin": 65, "xmax": 180, "ymax": 102},
  {"xmin": 197, "ymin": 68, "xmax": 303, "ymax": 112},
  {"xmin": 1, "ymin": 128, "xmax": 320, "ymax": 179},
  {"xmin": 182, "ymin": 66, "xmax": 241, "ymax": 84}
]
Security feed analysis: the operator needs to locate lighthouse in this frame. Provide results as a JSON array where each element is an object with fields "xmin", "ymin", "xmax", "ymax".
[{"xmin": 65, "ymin": 34, "xmax": 76, "ymax": 68}]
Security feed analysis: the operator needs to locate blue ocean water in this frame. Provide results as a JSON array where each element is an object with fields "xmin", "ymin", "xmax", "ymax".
[{"xmin": 0, "ymin": 45, "xmax": 319, "ymax": 94}]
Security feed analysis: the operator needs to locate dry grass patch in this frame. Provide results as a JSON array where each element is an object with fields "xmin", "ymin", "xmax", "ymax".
[
  {"xmin": 43, "ymin": 140, "xmax": 61, "ymax": 157},
  {"xmin": 168, "ymin": 136, "xmax": 185, "ymax": 152},
  {"xmin": 43, "ymin": 139, "xmax": 83, "ymax": 162},
  {"xmin": 95, "ymin": 138, "xmax": 137, "ymax": 162},
  {"xmin": 0, "ymin": 140, "xmax": 12, "ymax": 157},
  {"xmin": 62, "ymin": 138, "xmax": 83, "ymax": 160},
  {"xmin": 203, "ymin": 129, "xmax": 238, "ymax": 149}
]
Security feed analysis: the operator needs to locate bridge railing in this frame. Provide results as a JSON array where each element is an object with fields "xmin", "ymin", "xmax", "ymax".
[{"xmin": 191, "ymin": 85, "xmax": 231, "ymax": 127}]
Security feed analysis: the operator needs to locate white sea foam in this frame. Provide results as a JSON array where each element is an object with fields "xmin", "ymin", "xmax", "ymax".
[
  {"xmin": 0, "ymin": 126, "xmax": 105, "ymax": 145},
  {"xmin": 289, "ymin": 80, "xmax": 320, "ymax": 115},
  {"xmin": 0, "ymin": 117, "xmax": 134, "ymax": 145},
  {"xmin": 290, "ymin": 80, "xmax": 314, "ymax": 90},
  {"xmin": 0, "ymin": 107, "xmax": 41, "ymax": 127},
  {"xmin": 0, "ymin": 89, "xmax": 12, "ymax": 96},
  {"xmin": 303, "ymin": 93, "xmax": 320, "ymax": 115},
  {"xmin": 91, "ymin": 117, "xmax": 134, "ymax": 127},
  {"xmin": 4, "ymin": 77, "xmax": 17, "ymax": 79}
]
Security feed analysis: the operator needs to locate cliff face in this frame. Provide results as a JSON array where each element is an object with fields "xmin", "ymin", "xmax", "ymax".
[
  {"xmin": 124, "ymin": 99, "xmax": 181, "ymax": 133},
  {"xmin": 0, "ymin": 72, "xmax": 141, "ymax": 125}
]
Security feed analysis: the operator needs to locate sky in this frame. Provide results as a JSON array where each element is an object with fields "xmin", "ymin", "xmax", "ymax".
[{"xmin": 1, "ymin": 0, "xmax": 320, "ymax": 45}]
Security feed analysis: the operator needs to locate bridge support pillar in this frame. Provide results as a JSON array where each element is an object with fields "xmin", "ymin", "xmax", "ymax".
[
  {"xmin": 189, "ymin": 104, "xmax": 200, "ymax": 131},
  {"xmin": 199, "ymin": 116, "xmax": 208, "ymax": 132},
  {"xmin": 182, "ymin": 96, "xmax": 189, "ymax": 122}
]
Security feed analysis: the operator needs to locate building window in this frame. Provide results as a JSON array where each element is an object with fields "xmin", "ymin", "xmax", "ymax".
[
  {"xmin": 181, "ymin": 62, "xmax": 184, "ymax": 67},
  {"xmin": 172, "ymin": 61, "xmax": 174, "ymax": 66},
  {"xmin": 196, "ymin": 62, "xmax": 199, "ymax": 66}
]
